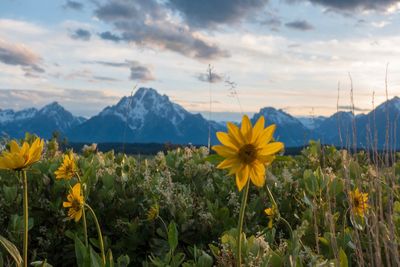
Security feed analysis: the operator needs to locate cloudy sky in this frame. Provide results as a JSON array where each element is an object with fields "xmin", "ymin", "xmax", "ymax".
[{"xmin": 1, "ymin": 0, "xmax": 400, "ymax": 120}]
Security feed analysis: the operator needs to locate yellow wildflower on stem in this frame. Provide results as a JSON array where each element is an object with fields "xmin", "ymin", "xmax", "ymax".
[
  {"xmin": 54, "ymin": 152, "xmax": 77, "ymax": 180},
  {"xmin": 63, "ymin": 183, "xmax": 84, "ymax": 222},
  {"xmin": 0, "ymin": 137, "xmax": 44, "ymax": 267},
  {"xmin": 349, "ymin": 188, "xmax": 369, "ymax": 216},
  {"xmin": 264, "ymin": 205, "xmax": 277, "ymax": 229},
  {"xmin": 212, "ymin": 115, "xmax": 284, "ymax": 266}
]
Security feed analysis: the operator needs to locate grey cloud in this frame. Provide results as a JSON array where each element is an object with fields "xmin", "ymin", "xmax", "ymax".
[
  {"xmin": 92, "ymin": 76, "xmax": 119, "ymax": 82},
  {"xmin": 289, "ymin": 0, "xmax": 400, "ymax": 12},
  {"xmin": 98, "ymin": 31, "xmax": 122, "ymax": 42},
  {"xmin": 197, "ymin": 72, "xmax": 223, "ymax": 83},
  {"xmin": 285, "ymin": 20, "xmax": 314, "ymax": 31},
  {"xmin": 0, "ymin": 39, "xmax": 45, "ymax": 76},
  {"xmin": 167, "ymin": 0, "xmax": 270, "ymax": 28},
  {"xmin": 94, "ymin": 0, "xmax": 229, "ymax": 60},
  {"xmin": 83, "ymin": 60, "xmax": 154, "ymax": 82},
  {"xmin": 129, "ymin": 61, "xmax": 155, "ymax": 82},
  {"xmin": 63, "ymin": 0, "xmax": 84, "ymax": 10},
  {"xmin": 338, "ymin": 105, "xmax": 370, "ymax": 112},
  {"xmin": 70, "ymin": 28, "xmax": 91, "ymax": 41}
]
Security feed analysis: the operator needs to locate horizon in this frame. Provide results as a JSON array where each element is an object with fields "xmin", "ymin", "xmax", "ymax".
[
  {"xmin": 1, "ymin": 1, "xmax": 400, "ymax": 118},
  {"xmin": 1, "ymin": 87, "xmax": 399, "ymax": 123}
]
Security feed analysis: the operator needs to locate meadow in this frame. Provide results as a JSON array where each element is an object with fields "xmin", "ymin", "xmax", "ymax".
[{"xmin": 0, "ymin": 122, "xmax": 399, "ymax": 267}]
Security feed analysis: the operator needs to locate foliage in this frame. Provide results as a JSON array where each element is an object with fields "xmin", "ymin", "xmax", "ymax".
[{"xmin": 0, "ymin": 139, "xmax": 399, "ymax": 266}]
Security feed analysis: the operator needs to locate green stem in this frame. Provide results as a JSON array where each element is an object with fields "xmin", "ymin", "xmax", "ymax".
[
  {"xmin": 236, "ymin": 179, "xmax": 250, "ymax": 267},
  {"xmin": 75, "ymin": 173, "xmax": 88, "ymax": 247},
  {"xmin": 22, "ymin": 170, "xmax": 28, "ymax": 267},
  {"xmin": 85, "ymin": 204, "xmax": 106, "ymax": 266}
]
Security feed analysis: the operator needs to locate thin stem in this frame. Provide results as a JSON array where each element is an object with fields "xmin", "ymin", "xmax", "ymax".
[
  {"xmin": 85, "ymin": 204, "xmax": 106, "ymax": 266},
  {"xmin": 75, "ymin": 172, "xmax": 88, "ymax": 247},
  {"xmin": 236, "ymin": 179, "xmax": 250, "ymax": 267},
  {"xmin": 22, "ymin": 170, "xmax": 28, "ymax": 267}
]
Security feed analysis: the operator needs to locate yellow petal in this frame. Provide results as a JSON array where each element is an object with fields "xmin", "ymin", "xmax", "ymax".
[
  {"xmin": 216, "ymin": 132, "xmax": 239, "ymax": 150},
  {"xmin": 264, "ymin": 208, "xmax": 273, "ymax": 216},
  {"xmin": 251, "ymin": 116, "xmax": 265, "ymax": 143},
  {"xmin": 72, "ymin": 183, "xmax": 81, "ymax": 197},
  {"xmin": 258, "ymin": 142, "xmax": 284, "ymax": 156},
  {"xmin": 63, "ymin": 201, "xmax": 72, "ymax": 208},
  {"xmin": 212, "ymin": 145, "xmax": 237, "ymax": 158},
  {"xmin": 217, "ymin": 157, "xmax": 240, "ymax": 169},
  {"xmin": 254, "ymin": 124, "xmax": 276, "ymax": 147},
  {"xmin": 227, "ymin": 122, "xmax": 245, "ymax": 146},
  {"xmin": 240, "ymin": 115, "xmax": 252, "ymax": 143},
  {"xmin": 236, "ymin": 165, "xmax": 250, "ymax": 191},
  {"xmin": 9, "ymin": 140, "xmax": 21, "ymax": 154},
  {"xmin": 0, "ymin": 157, "xmax": 11, "ymax": 170},
  {"xmin": 74, "ymin": 210, "xmax": 82, "ymax": 222},
  {"xmin": 259, "ymin": 155, "xmax": 275, "ymax": 165},
  {"xmin": 249, "ymin": 161, "xmax": 265, "ymax": 187}
]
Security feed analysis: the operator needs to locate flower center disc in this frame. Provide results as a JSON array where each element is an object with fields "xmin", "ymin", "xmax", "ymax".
[
  {"xmin": 72, "ymin": 199, "xmax": 81, "ymax": 212},
  {"xmin": 238, "ymin": 144, "xmax": 257, "ymax": 164}
]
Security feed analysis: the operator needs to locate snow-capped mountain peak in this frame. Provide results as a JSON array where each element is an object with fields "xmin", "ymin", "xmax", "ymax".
[
  {"xmin": 257, "ymin": 107, "xmax": 300, "ymax": 125},
  {"xmin": 100, "ymin": 87, "xmax": 187, "ymax": 130}
]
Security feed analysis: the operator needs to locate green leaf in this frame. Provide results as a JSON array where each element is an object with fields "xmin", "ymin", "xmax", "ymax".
[
  {"xmin": 116, "ymin": 255, "xmax": 130, "ymax": 267},
  {"xmin": 89, "ymin": 246, "xmax": 102, "ymax": 267},
  {"xmin": 197, "ymin": 252, "xmax": 213, "ymax": 267},
  {"xmin": 168, "ymin": 221, "xmax": 178, "ymax": 252},
  {"xmin": 74, "ymin": 236, "xmax": 89, "ymax": 267},
  {"xmin": 2, "ymin": 185, "xmax": 17, "ymax": 203},
  {"xmin": 0, "ymin": 235, "xmax": 22, "ymax": 267},
  {"xmin": 339, "ymin": 248, "xmax": 348, "ymax": 267},
  {"xmin": 105, "ymin": 250, "xmax": 114, "ymax": 267}
]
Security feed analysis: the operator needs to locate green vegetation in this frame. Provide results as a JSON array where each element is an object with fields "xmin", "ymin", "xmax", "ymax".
[{"xmin": 0, "ymin": 135, "xmax": 399, "ymax": 266}]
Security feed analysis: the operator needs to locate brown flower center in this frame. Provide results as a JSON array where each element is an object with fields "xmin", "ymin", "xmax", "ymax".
[
  {"xmin": 238, "ymin": 144, "xmax": 257, "ymax": 164},
  {"xmin": 71, "ymin": 199, "xmax": 81, "ymax": 212}
]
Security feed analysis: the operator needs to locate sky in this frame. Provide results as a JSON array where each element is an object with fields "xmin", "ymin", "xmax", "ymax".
[{"xmin": 1, "ymin": 0, "xmax": 400, "ymax": 121}]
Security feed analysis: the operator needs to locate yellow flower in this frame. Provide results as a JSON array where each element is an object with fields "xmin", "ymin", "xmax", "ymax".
[
  {"xmin": 63, "ymin": 183, "xmax": 84, "ymax": 222},
  {"xmin": 147, "ymin": 203, "xmax": 160, "ymax": 221},
  {"xmin": 212, "ymin": 115, "xmax": 284, "ymax": 191},
  {"xmin": 55, "ymin": 152, "xmax": 77, "ymax": 180},
  {"xmin": 264, "ymin": 205, "xmax": 277, "ymax": 229},
  {"xmin": 349, "ymin": 188, "xmax": 369, "ymax": 216},
  {"xmin": 0, "ymin": 138, "xmax": 44, "ymax": 171}
]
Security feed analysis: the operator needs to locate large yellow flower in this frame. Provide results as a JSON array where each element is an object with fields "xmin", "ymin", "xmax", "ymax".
[
  {"xmin": 349, "ymin": 188, "xmax": 369, "ymax": 216},
  {"xmin": 63, "ymin": 183, "xmax": 84, "ymax": 222},
  {"xmin": 212, "ymin": 115, "xmax": 284, "ymax": 191},
  {"xmin": 55, "ymin": 152, "xmax": 77, "ymax": 180},
  {"xmin": 0, "ymin": 137, "xmax": 44, "ymax": 171}
]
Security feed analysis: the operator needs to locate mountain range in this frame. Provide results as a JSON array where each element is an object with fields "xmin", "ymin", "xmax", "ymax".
[{"xmin": 1, "ymin": 87, "xmax": 400, "ymax": 149}]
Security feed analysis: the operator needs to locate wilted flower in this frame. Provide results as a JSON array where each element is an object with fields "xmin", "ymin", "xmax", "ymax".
[
  {"xmin": 63, "ymin": 183, "xmax": 84, "ymax": 222},
  {"xmin": 349, "ymin": 188, "xmax": 369, "ymax": 216},
  {"xmin": 212, "ymin": 115, "xmax": 284, "ymax": 191},
  {"xmin": 0, "ymin": 138, "xmax": 44, "ymax": 171},
  {"xmin": 55, "ymin": 152, "xmax": 77, "ymax": 180}
]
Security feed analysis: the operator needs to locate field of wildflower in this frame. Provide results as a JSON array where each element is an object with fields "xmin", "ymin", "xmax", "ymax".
[{"xmin": 0, "ymin": 116, "xmax": 399, "ymax": 266}]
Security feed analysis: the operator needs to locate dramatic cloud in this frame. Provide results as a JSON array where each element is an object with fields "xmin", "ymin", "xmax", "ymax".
[
  {"xmin": 0, "ymin": 39, "xmax": 44, "ymax": 76},
  {"xmin": 98, "ymin": 31, "xmax": 122, "ymax": 42},
  {"xmin": 290, "ymin": 0, "xmax": 400, "ymax": 12},
  {"xmin": 285, "ymin": 20, "xmax": 314, "ymax": 31},
  {"xmin": 70, "ymin": 28, "xmax": 91, "ymax": 41},
  {"xmin": 129, "ymin": 61, "xmax": 155, "ymax": 82},
  {"xmin": 197, "ymin": 72, "xmax": 223, "ymax": 83},
  {"xmin": 167, "ymin": 0, "xmax": 270, "ymax": 28},
  {"xmin": 94, "ymin": 0, "xmax": 229, "ymax": 60},
  {"xmin": 63, "ymin": 0, "xmax": 84, "ymax": 11}
]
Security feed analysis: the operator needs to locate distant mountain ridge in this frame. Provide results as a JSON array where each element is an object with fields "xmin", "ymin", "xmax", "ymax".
[
  {"xmin": 1, "ymin": 87, "xmax": 400, "ymax": 149},
  {"xmin": 0, "ymin": 102, "xmax": 86, "ymax": 139}
]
